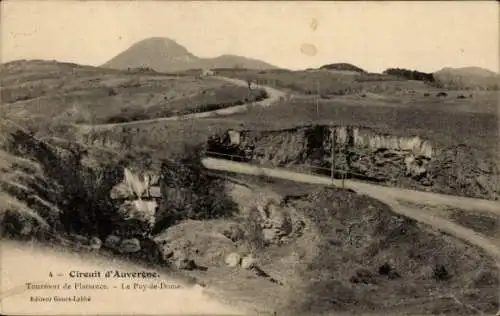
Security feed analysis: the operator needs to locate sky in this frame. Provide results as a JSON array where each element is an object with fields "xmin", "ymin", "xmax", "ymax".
[{"xmin": 1, "ymin": 1, "xmax": 498, "ymax": 73}]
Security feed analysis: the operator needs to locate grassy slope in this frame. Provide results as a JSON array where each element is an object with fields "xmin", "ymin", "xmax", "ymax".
[
  {"xmin": 285, "ymin": 188, "xmax": 498, "ymax": 315},
  {"xmin": 179, "ymin": 176, "xmax": 499, "ymax": 315},
  {"xmin": 4, "ymin": 61, "xmax": 497, "ymax": 163},
  {"xmin": 0, "ymin": 119, "xmax": 128, "ymax": 240},
  {"xmin": 0, "ymin": 60, "xmax": 263, "ymax": 127},
  {"xmin": 84, "ymin": 88, "xmax": 497, "ymax": 166},
  {"xmin": 140, "ymin": 68, "xmax": 497, "ymax": 158}
]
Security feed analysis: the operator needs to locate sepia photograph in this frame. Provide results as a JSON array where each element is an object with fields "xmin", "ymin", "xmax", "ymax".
[{"xmin": 0, "ymin": 1, "xmax": 499, "ymax": 315}]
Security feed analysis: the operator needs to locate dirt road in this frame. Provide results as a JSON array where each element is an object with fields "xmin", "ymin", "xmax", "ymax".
[
  {"xmin": 201, "ymin": 157, "xmax": 500, "ymax": 264},
  {"xmin": 78, "ymin": 76, "xmax": 285, "ymax": 130}
]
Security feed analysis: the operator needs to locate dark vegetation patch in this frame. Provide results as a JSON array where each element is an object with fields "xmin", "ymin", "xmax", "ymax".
[
  {"xmin": 383, "ymin": 67, "xmax": 435, "ymax": 83},
  {"xmin": 153, "ymin": 144, "xmax": 237, "ymax": 234},
  {"xmin": 319, "ymin": 63, "xmax": 367, "ymax": 73}
]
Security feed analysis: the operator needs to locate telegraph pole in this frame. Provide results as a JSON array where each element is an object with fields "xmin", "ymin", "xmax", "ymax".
[
  {"xmin": 316, "ymin": 80, "xmax": 320, "ymax": 118},
  {"xmin": 330, "ymin": 128, "xmax": 336, "ymax": 185}
]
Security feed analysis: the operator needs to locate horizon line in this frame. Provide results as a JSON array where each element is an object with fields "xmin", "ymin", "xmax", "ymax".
[{"xmin": 2, "ymin": 55, "xmax": 498, "ymax": 75}]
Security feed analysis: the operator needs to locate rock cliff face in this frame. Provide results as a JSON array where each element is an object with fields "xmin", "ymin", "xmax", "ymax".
[{"xmin": 207, "ymin": 126, "xmax": 498, "ymax": 200}]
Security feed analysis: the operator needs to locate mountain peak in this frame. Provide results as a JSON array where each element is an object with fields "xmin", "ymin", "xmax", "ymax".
[{"xmin": 102, "ymin": 37, "xmax": 277, "ymax": 72}]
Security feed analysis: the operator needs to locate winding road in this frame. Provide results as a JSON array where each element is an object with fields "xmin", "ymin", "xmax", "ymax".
[
  {"xmin": 73, "ymin": 74, "xmax": 500, "ymax": 314},
  {"xmin": 80, "ymin": 73, "xmax": 500, "ymax": 263},
  {"xmin": 79, "ymin": 76, "xmax": 285, "ymax": 130},
  {"xmin": 201, "ymin": 157, "xmax": 500, "ymax": 265},
  {"xmin": 2, "ymin": 71, "xmax": 497, "ymax": 316}
]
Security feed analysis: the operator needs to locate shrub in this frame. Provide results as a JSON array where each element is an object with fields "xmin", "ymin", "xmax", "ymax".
[
  {"xmin": 433, "ymin": 264, "xmax": 451, "ymax": 281},
  {"xmin": 108, "ymin": 88, "xmax": 118, "ymax": 96}
]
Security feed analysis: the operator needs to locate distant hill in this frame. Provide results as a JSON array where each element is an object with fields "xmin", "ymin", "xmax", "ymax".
[
  {"xmin": 383, "ymin": 68, "xmax": 435, "ymax": 83},
  {"xmin": 433, "ymin": 67, "xmax": 500, "ymax": 90},
  {"xmin": 102, "ymin": 37, "xmax": 278, "ymax": 72},
  {"xmin": 319, "ymin": 63, "xmax": 366, "ymax": 73}
]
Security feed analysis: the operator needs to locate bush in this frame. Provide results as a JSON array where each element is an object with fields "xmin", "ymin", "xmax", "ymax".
[
  {"xmin": 433, "ymin": 264, "xmax": 451, "ymax": 281},
  {"xmin": 108, "ymin": 88, "xmax": 118, "ymax": 96}
]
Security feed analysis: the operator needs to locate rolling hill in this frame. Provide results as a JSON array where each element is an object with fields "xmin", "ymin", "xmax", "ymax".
[
  {"xmin": 0, "ymin": 59, "xmax": 267, "ymax": 127},
  {"xmin": 102, "ymin": 37, "xmax": 278, "ymax": 72},
  {"xmin": 433, "ymin": 67, "xmax": 500, "ymax": 90}
]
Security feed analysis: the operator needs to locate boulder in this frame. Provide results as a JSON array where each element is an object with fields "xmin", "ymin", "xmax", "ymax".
[
  {"xmin": 241, "ymin": 254, "xmax": 257, "ymax": 270},
  {"xmin": 104, "ymin": 234, "xmax": 121, "ymax": 249},
  {"xmin": 173, "ymin": 252, "xmax": 197, "ymax": 270},
  {"xmin": 119, "ymin": 238, "xmax": 141, "ymax": 253},
  {"xmin": 89, "ymin": 237, "xmax": 102, "ymax": 250},
  {"xmin": 225, "ymin": 252, "xmax": 242, "ymax": 267}
]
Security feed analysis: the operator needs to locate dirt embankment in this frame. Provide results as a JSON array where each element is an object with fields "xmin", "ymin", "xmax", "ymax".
[
  {"xmin": 207, "ymin": 125, "xmax": 499, "ymax": 200},
  {"xmin": 281, "ymin": 187, "xmax": 499, "ymax": 315},
  {"xmin": 150, "ymin": 179, "xmax": 499, "ymax": 315}
]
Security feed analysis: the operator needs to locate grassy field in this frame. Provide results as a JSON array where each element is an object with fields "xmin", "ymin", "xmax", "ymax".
[
  {"xmin": 3, "ymin": 61, "xmax": 497, "ymax": 163},
  {"xmin": 104, "ymin": 85, "xmax": 267, "ymax": 124},
  {"xmin": 0, "ymin": 60, "xmax": 265, "ymax": 126},
  {"xmin": 75, "ymin": 88, "xmax": 497, "ymax": 166},
  {"xmin": 213, "ymin": 68, "xmax": 410, "ymax": 95}
]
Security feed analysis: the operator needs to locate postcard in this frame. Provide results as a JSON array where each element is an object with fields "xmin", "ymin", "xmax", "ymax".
[{"xmin": 1, "ymin": 1, "xmax": 499, "ymax": 315}]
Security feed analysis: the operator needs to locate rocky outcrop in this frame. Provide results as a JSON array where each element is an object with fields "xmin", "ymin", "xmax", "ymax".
[
  {"xmin": 260, "ymin": 203, "xmax": 293, "ymax": 245},
  {"xmin": 110, "ymin": 168, "xmax": 160, "ymax": 200},
  {"xmin": 208, "ymin": 126, "xmax": 498, "ymax": 200}
]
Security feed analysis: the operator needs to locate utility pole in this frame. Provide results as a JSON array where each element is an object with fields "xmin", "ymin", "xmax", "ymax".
[
  {"xmin": 316, "ymin": 80, "xmax": 320, "ymax": 118},
  {"xmin": 330, "ymin": 128, "xmax": 336, "ymax": 185}
]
